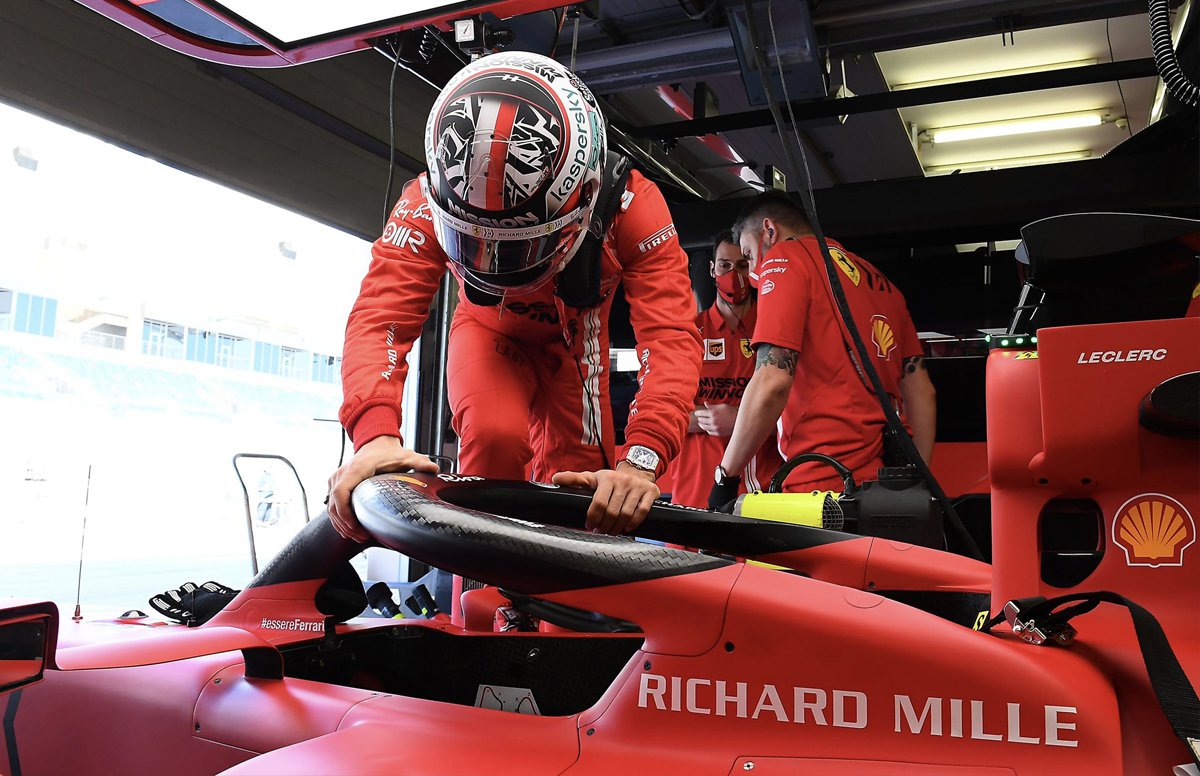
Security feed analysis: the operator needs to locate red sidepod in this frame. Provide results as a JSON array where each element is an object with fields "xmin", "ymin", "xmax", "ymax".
[{"xmin": 989, "ymin": 316, "xmax": 1200, "ymax": 773}]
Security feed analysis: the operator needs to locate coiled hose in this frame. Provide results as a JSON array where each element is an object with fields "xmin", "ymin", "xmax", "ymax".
[{"xmin": 1149, "ymin": 0, "xmax": 1199, "ymax": 108}]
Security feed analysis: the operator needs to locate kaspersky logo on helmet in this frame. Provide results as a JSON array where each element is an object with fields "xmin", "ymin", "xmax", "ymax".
[{"xmin": 1112, "ymin": 493, "xmax": 1195, "ymax": 568}]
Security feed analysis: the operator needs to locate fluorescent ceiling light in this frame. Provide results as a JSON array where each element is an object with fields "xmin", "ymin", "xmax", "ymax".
[
  {"xmin": 925, "ymin": 111, "xmax": 1105, "ymax": 144},
  {"xmin": 925, "ymin": 150, "xmax": 1091, "ymax": 176},
  {"xmin": 892, "ymin": 59, "xmax": 1098, "ymax": 90}
]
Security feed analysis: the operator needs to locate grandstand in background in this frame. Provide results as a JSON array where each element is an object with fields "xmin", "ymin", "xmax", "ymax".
[{"xmin": 0, "ymin": 98, "xmax": 372, "ymax": 616}]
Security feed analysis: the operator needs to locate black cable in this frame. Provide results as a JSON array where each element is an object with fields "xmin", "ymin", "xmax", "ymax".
[
  {"xmin": 430, "ymin": 24, "xmax": 470, "ymax": 65},
  {"xmin": 381, "ymin": 40, "xmax": 401, "ymax": 230},
  {"xmin": 1149, "ymin": 0, "xmax": 1199, "ymax": 107},
  {"xmin": 1107, "ymin": 19, "xmax": 1134, "ymax": 138},
  {"xmin": 549, "ymin": 9, "xmax": 567, "ymax": 58},
  {"xmin": 744, "ymin": 0, "xmax": 983, "ymax": 561}
]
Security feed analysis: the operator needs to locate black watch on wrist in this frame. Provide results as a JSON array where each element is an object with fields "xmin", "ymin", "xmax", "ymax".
[{"xmin": 714, "ymin": 465, "xmax": 741, "ymax": 487}]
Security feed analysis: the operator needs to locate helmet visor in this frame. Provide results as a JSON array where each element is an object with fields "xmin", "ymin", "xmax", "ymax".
[{"xmin": 420, "ymin": 175, "xmax": 588, "ymax": 290}]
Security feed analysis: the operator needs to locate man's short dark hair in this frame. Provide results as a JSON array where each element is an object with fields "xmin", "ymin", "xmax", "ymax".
[
  {"xmin": 711, "ymin": 229, "xmax": 735, "ymax": 258},
  {"xmin": 731, "ymin": 191, "xmax": 811, "ymax": 245}
]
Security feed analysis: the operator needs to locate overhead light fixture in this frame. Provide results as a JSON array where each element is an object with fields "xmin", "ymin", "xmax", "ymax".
[
  {"xmin": 923, "ymin": 111, "xmax": 1106, "ymax": 144},
  {"xmin": 924, "ymin": 150, "xmax": 1092, "ymax": 176},
  {"xmin": 892, "ymin": 59, "xmax": 1098, "ymax": 91}
]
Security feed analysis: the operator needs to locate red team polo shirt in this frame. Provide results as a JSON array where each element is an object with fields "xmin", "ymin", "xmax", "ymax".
[
  {"xmin": 752, "ymin": 237, "xmax": 923, "ymax": 493},
  {"xmin": 667, "ymin": 302, "xmax": 782, "ymax": 507}
]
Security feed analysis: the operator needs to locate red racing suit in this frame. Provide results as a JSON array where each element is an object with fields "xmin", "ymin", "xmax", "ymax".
[
  {"xmin": 666, "ymin": 302, "xmax": 782, "ymax": 507},
  {"xmin": 339, "ymin": 170, "xmax": 701, "ymax": 482},
  {"xmin": 752, "ymin": 237, "xmax": 924, "ymax": 493}
]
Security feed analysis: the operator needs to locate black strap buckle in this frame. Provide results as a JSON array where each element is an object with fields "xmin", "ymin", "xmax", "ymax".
[{"xmin": 1002, "ymin": 596, "xmax": 1077, "ymax": 647}]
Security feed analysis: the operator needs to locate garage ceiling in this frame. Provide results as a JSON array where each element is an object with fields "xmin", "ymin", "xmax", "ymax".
[{"xmin": 0, "ymin": 0, "xmax": 1195, "ymax": 292}]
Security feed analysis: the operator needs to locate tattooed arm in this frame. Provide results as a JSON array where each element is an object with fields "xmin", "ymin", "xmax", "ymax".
[
  {"xmin": 718, "ymin": 343, "xmax": 797, "ymax": 479},
  {"xmin": 898, "ymin": 355, "xmax": 937, "ymax": 465}
]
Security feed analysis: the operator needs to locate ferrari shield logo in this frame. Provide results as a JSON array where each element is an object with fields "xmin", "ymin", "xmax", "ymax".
[
  {"xmin": 830, "ymin": 248, "xmax": 861, "ymax": 287},
  {"xmin": 704, "ymin": 338, "xmax": 725, "ymax": 361},
  {"xmin": 1112, "ymin": 493, "xmax": 1195, "ymax": 568},
  {"xmin": 740, "ymin": 338, "xmax": 754, "ymax": 359}
]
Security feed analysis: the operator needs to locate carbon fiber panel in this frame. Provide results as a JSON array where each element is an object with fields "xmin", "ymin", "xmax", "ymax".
[
  {"xmin": 434, "ymin": 478, "xmax": 855, "ymax": 555},
  {"xmin": 354, "ymin": 475, "xmax": 730, "ymax": 595}
]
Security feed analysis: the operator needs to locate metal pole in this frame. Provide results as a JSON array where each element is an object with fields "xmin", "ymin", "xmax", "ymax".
[{"xmin": 430, "ymin": 271, "xmax": 453, "ymax": 466}]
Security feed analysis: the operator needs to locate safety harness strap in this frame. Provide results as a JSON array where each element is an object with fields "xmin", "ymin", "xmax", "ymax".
[
  {"xmin": 555, "ymin": 150, "xmax": 632, "ymax": 310},
  {"xmin": 982, "ymin": 591, "xmax": 1200, "ymax": 766}
]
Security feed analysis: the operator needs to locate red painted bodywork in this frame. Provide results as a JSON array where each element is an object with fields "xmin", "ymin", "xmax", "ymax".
[
  {"xmin": 932, "ymin": 441, "xmax": 991, "ymax": 497},
  {"xmin": 988, "ymin": 316, "xmax": 1200, "ymax": 773},
  {"xmin": 11, "ymin": 563, "xmax": 1130, "ymax": 776}
]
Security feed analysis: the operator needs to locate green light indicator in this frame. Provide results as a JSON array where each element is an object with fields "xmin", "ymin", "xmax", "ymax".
[
  {"xmin": 1001, "ymin": 339, "xmax": 1010, "ymax": 347},
  {"xmin": 1031, "ymin": 336, "xmax": 1038, "ymax": 344},
  {"xmin": 1015, "ymin": 337, "xmax": 1024, "ymax": 345}
]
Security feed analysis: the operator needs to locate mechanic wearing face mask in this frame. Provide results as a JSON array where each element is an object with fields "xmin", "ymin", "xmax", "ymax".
[
  {"xmin": 327, "ymin": 52, "xmax": 701, "ymax": 540},
  {"xmin": 665, "ymin": 233, "xmax": 782, "ymax": 508},
  {"xmin": 709, "ymin": 192, "xmax": 935, "ymax": 510}
]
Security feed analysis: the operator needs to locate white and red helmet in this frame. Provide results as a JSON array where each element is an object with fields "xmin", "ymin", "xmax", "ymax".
[{"xmin": 422, "ymin": 51, "xmax": 607, "ymax": 295}]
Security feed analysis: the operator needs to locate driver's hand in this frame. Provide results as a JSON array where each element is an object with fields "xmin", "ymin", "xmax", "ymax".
[
  {"xmin": 327, "ymin": 435, "xmax": 438, "ymax": 543},
  {"xmin": 553, "ymin": 463, "xmax": 660, "ymax": 535}
]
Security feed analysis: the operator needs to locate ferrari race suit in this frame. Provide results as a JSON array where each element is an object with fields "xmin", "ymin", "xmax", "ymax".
[
  {"xmin": 338, "ymin": 170, "xmax": 702, "ymax": 481},
  {"xmin": 666, "ymin": 302, "xmax": 782, "ymax": 507},
  {"xmin": 752, "ymin": 237, "xmax": 924, "ymax": 493}
]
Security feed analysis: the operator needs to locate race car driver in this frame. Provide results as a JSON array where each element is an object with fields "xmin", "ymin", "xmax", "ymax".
[
  {"xmin": 328, "ymin": 52, "xmax": 701, "ymax": 540},
  {"xmin": 709, "ymin": 192, "xmax": 935, "ymax": 507},
  {"xmin": 666, "ymin": 233, "xmax": 781, "ymax": 508}
]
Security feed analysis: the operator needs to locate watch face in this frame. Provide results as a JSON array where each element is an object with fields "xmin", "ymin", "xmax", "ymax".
[{"xmin": 627, "ymin": 445, "xmax": 659, "ymax": 471}]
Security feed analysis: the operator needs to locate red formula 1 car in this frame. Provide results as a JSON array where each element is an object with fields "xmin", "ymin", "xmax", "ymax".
[{"xmin": 1, "ymin": 214, "xmax": 1197, "ymax": 775}]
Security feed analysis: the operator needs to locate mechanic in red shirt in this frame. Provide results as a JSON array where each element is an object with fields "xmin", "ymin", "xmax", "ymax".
[
  {"xmin": 710, "ymin": 192, "xmax": 935, "ymax": 507},
  {"xmin": 666, "ymin": 233, "xmax": 782, "ymax": 508},
  {"xmin": 327, "ymin": 52, "xmax": 701, "ymax": 539}
]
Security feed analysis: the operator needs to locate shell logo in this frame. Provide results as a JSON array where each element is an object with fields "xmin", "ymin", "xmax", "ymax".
[
  {"xmin": 870, "ymin": 315, "xmax": 896, "ymax": 360},
  {"xmin": 830, "ymin": 248, "xmax": 861, "ymax": 287},
  {"xmin": 1112, "ymin": 493, "xmax": 1195, "ymax": 568}
]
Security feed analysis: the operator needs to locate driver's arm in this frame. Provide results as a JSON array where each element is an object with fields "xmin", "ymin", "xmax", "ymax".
[{"xmin": 332, "ymin": 179, "xmax": 445, "ymax": 541}]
